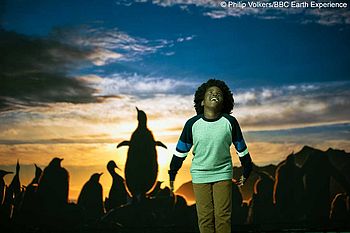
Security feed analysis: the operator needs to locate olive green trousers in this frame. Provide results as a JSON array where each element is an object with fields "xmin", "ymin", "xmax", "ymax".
[{"xmin": 193, "ymin": 180, "xmax": 232, "ymax": 233}]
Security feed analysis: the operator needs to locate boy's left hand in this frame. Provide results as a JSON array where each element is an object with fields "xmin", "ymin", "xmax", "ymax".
[{"xmin": 170, "ymin": 180, "xmax": 174, "ymax": 192}]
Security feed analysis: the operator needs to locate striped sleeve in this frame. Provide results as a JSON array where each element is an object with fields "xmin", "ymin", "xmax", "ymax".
[
  {"xmin": 174, "ymin": 118, "xmax": 195, "ymax": 158},
  {"xmin": 169, "ymin": 116, "xmax": 198, "ymax": 181},
  {"xmin": 225, "ymin": 114, "xmax": 253, "ymax": 179},
  {"xmin": 227, "ymin": 115, "xmax": 249, "ymax": 156}
]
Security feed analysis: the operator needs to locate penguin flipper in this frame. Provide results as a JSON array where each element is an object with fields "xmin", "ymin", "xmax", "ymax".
[
  {"xmin": 117, "ymin": 141, "xmax": 130, "ymax": 148},
  {"xmin": 155, "ymin": 141, "xmax": 167, "ymax": 149}
]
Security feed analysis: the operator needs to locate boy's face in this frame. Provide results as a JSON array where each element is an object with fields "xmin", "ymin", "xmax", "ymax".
[{"xmin": 201, "ymin": 86, "xmax": 224, "ymax": 112}]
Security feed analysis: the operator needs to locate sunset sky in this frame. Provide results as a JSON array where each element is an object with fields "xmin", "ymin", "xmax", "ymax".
[{"xmin": 1, "ymin": 0, "xmax": 350, "ymax": 201}]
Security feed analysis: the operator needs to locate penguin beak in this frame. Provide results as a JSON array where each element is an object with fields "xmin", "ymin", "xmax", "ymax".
[
  {"xmin": 60, "ymin": 158, "xmax": 64, "ymax": 161},
  {"xmin": 136, "ymin": 107, "xmax": 139, "ymax": 112},
  {"xmin": 99, "ymin": 172, "xmax": 103, "ymax": 177}
]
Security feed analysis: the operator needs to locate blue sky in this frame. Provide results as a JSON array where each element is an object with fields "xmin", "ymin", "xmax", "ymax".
[
  {"xmin": 3, "ymin": 0, "xmax": 350, "ymax": 88},
  {"xmin": 1, "ymin": 0, "xmax": 350, "ymax": 198}
]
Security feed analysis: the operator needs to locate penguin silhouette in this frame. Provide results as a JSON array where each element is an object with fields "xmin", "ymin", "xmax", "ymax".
[
  {"xmin": 1, "ymin": 162, "xmax": 21, "ymax": 223},
  {"xmin": 149, "ymin": 181, "xmax": 163, "ymax": 197},
  {"xmin": 28, "ymin": 164, "xmax": 42, "ymax": 187},
  {"xmin": 8, "ymin": 160, "xmax": 21, "ymax": 199},
  {"xmin": 117, "ymin": 107, "xmax": 167, "ymax": 199},
  {"xmin": 78, "ymin": 173, "xmax": 104, "ymax": 221},
  {"xmin": 0, "ymin": 170, "xmax": 12, "ymax": 206},
  {"xmin": 105, "ymin": 160, "xmax": 128, "ymax": 211},
  {"xmin": 7, "ymin": 160, "xmax": 22, "ymax": 221},
  {"xmin": 248, "ymin": 171, "xmax": 276, "ymax": 225},
  {"xmin": 273, "ymin": 154, "xmax": 305, "ymax": 223},
  {"xmin": 37, "ymin": 157, "xmax": 69, "ymax": 210},
  {"xmin": 329, "ymin": 193, "xmax": 349, "ymax": 226},
  {"xmin": 17, "ymin": 164, "xmax": 42, "ymax": 224}
]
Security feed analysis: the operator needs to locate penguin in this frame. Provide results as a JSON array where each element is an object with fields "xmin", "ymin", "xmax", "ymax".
[
  {"xmin": 28, "ymin": 164, "xmax": 42, "ymax": 187},
  {"xmin": 37, "ymin": 157, "xmax": 69, "ymax": 210},
  {"xmin": 7, "ymin": 160, "xmax": 23, "ymax": 221},
  {"xmin": 117, "ymin": 107, "xmax": 167, "ymax": 199},
  {"xmin": 8, "ymin": 160, "xmax": 21, "ymax": 202},
  {"xmin": 105, "ymin": 160, "xmax": 128, "ymax": 211},
  {"xmin": 0, "ymin": 170, "xmax": 13, "ymax": 206},
  {"xmin": 149, "ymin": 181, "xmax": 163, "ymax": 197},
  {"xmin": 77, "ymin": 173, "xmax": 104, "ymax": 221},
  {"xmin": 1, "ymin": 162, "xmax": 20, "ymax": 223},
  {"xmin": 17, "ymin": 164, "xmax": 42, "ymax": 224}
]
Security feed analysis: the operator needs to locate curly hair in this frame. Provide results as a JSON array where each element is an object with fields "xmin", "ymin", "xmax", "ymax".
[{"xmin": 194, "ymin": 79, "xmax": 234, "ymax": 115}]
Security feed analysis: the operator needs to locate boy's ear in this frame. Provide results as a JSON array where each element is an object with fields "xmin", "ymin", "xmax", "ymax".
[{"xmin": 201, "ymin": 100, "xmax": 204, "ymax": 106}]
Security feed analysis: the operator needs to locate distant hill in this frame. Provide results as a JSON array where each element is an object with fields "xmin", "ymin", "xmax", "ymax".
[{"xmin": 175, "ymin": 146, "xmax": 350, "ymax": 203}]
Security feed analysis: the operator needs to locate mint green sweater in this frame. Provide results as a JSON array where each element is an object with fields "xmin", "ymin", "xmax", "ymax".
[{"xmin": 171, "ymin": 114, "xmax": 251, "ymax": 184}]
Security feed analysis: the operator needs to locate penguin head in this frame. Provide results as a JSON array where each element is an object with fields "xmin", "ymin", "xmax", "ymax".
[
  {"xmin": 16, "ymin": 159, "xmax": 20, "ymax": 173},
  {"xmin": 136, "ymin": 107, "xmax": 147, "ymax": 127},
  {"xmin": 49, "ymin": 157, "xmax": 64, "ymax": 168},
  {"xmin": 90, "ymin": 173, "xmax": 103, "ymax": 182},
  {"xmin": 107, "ymin": 160, "xmax": 120, "ymax": 173},
  {"xmin": 0, "ymin": 170, "xmax": 13, "ymax": 178}
]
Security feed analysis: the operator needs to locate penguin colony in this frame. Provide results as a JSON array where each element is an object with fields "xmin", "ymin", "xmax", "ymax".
[{"xmin": 0, "ymin": 107, "xmax": 168, "ymax": 226}]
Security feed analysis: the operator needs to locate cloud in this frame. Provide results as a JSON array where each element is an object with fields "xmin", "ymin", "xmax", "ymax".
[
  {"xmin": 176, "ymin": 35, "xmax": 196, "ymax": 42},
  {"xmin": 137, "ymin": 0, "xmax": 350, "ymax": 26},
  {"xmin": 1, "ymin": 69, "xmax": 348, "ymax": 152},
  {"xmin": 87, "ymin": 48, "xmax": 123, "ymax": 66},
  {"xmin": 0, "ymin": 26, "xmax": 189, "ymax": 111},
  {"xmin": 245, "ymin": 123, "xmax": 350, "ymax": 144},
  {"xmin": 79, "ymin": 73, "xmax": 197, "ymax": 97},
  {"xmin": 50, "ymin": 26, "xmax": 175, "ymax": 64},
  {"xmin": 233, "ymin": 81, "xmax": 350, "ymax": 130},
  {"xmin": 305, "ymin": 8, "xmax": 350, "ymax": 26},
  {"xmin": 0, "ymin": 29, "xmax": 100, "ymax": 111}
]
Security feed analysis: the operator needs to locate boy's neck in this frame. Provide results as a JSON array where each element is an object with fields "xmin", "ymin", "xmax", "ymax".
[{"xmin": 203, "ymin": 109, "xmax": 221, "ymax": 120}]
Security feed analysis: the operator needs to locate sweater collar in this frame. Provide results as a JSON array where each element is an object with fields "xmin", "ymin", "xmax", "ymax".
[{"xmin": 201, "ymin": 113, "xmax": 223, "ymax": 122}]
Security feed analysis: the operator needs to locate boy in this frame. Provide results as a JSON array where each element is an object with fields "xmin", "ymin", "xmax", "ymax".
[{"xmin": 168, "ymin": 79, "xmax": 253, "ymax": 233}]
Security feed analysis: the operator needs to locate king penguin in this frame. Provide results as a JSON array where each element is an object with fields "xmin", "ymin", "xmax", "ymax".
[
  {"xmin": 8, "ymin": 160, "xmax": 21, "ymax": 202},
  {"xmin": 17, "ymin": 164, "xmax": 42, "ymax": 223},
  {"xmin": 28, "ymin": 164, "xmax": 43, "ymax": 187},
  {"xmin": 37, "ymin": 157, "xmax": 69, "ymax": 209},
  {"xmin": 117, "ymin": 107, "xmax": 167, "ymax": 200},
  {"xmin": 78, "ymin": 173, "xmax": 104, "ymax": 221},
  {"xmin": 0, "ymin": 170, "xmax": 13, "ymax": 206},
  {"xmin": 105, "ymin": 160, "xmax": 127, "ymax": 211}
]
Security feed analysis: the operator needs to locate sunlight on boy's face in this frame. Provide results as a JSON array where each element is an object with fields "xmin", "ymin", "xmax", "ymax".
[{"xmin": 202, "ymin": 86, "xmax": 224, "ymax": 110}]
